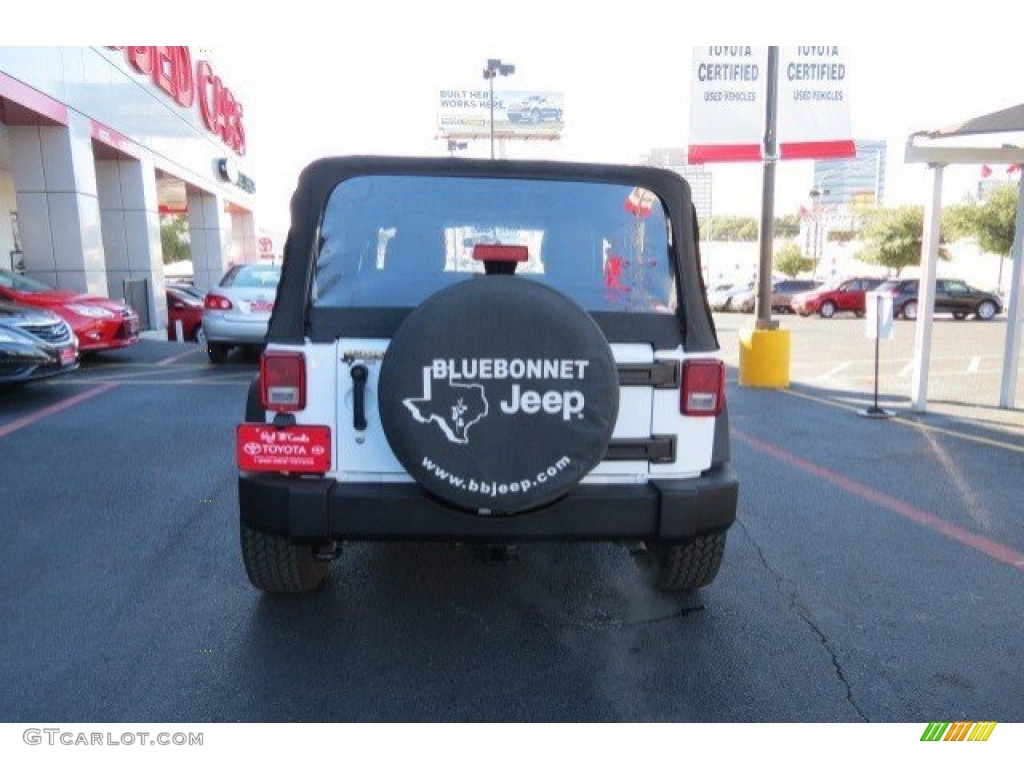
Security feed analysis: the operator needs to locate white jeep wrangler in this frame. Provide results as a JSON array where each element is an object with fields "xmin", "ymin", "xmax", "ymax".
[{"xmin": 237, "ymin": 157, "xmax": 737, "ymax": 593}]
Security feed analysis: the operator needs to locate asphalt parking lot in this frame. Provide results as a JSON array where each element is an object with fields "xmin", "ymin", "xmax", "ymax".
[{"xmin": 1, "ymin": 323, "xmax": 1022, "ymax": 723}]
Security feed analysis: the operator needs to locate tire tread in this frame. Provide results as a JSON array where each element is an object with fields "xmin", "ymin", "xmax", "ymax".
[
  {"xmin": 240, "ymin": 523, "xmax": 328, "ymax": 594},
  {"xmin": 649, "ymin": 532, "xmax": 727, "ymax": 592}
]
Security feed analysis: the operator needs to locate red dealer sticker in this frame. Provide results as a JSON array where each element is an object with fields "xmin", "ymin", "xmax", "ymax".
[{"xmin": 237, "ymin": 424, "xmax": 331, "ymax": 473}]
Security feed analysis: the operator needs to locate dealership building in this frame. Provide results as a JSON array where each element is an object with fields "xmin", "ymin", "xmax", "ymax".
[{"xmin": 0, "ymin": 46, "xmax": 260, "ymax": 331}]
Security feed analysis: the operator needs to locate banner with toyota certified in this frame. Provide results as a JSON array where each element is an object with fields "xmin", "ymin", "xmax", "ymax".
[
  {"xmin": 688, "ymin": 46, "xmax": 854, "ymax": 163},
  {"xmin": 438, "ymin": 89, "xmax": 564, "ymax": 139}
]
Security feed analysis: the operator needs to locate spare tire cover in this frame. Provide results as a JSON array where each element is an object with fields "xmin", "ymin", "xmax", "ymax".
[{"xmin": 378, "ymin": 277, "xmax": 619, "ymax": 514}]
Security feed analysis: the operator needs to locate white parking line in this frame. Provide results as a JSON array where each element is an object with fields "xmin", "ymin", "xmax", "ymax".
[
  {"xmin": 816, "ymin": 362, "xmax": 852, "ymax": 381},
  {"xmin": 967, "ymin": 356, "xmax": 981, "ymax": 374},
  {"xmin": 899, "ymin": 360, "xmax": 916, "ymax": 377}
]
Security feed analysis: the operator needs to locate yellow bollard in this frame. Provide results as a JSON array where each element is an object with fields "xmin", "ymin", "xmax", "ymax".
[{"xmin": 738, "ymin": 327, "xmax": 791, "ymax": 388}]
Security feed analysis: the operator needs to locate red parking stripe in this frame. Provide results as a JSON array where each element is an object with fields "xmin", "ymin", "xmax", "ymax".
[
  {"xmin": 0, "ymin": 383, "xmax": 118, "ymax": 439},
  {"xmin": 733, "ymin": 428, "xmax": 1024, "ymax": 572}
]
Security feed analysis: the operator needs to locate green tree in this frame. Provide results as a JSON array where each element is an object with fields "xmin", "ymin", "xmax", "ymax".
[
  {"xmin": 161, "ymin": 217, "xmax": 191, "ymax": 264},
  {"xmin": 701, "ymin": 214, "xmax": 809, "ymax": 242},
  {"xmin": 944, "ymin": 182, "xmax": 1018, "ymax": 257},
  {"xmin": 701, "ymin": 215, "xmax": 760, "ymax": 242},
  {"xmin": 773, "ymin": 214, "xmax": 801, "ymax": 239},
  {"xmin": 774, "ymin": 242, "xmax": 813, "ymax": 277},
  {"xmin": 857, "ymin": 206, "xmax": 948, "ymax": 276}
]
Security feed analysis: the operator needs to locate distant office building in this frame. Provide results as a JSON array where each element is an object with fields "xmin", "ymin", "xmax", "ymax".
[
  {"xmin": 641, "ymin": 148, "xmax": 712, "ymax": 220},
  {"xmin": 813, "ymin": 140, "xmax": 886, "ymax": 210}
]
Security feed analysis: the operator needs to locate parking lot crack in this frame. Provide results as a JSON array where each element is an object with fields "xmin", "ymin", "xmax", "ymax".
[
  {"xmin": 736, "ymin": 518, "xmax": 781, "ymax": 587},
  {"xmin": 792, "ymin": 596, "xmax": 869, "ymax": 722},
  {"xmin": 736, "ymin": 519, "xmax": 868, "ymax": 722}
]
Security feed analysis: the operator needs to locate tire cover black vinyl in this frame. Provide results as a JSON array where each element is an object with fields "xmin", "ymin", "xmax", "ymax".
[{"xmin": 378, "ymin": 277, "xmax": 619, "ymax": 514}]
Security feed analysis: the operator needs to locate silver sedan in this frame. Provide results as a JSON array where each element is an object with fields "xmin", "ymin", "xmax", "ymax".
[{"xmin": 202, "ymin": 264, "xmax": 281, "ymax": 363}]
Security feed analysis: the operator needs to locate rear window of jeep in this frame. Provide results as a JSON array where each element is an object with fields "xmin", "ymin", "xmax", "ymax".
[{"xmin": 313, "ymin": 175, "xmax": 676, "ymax": 314}]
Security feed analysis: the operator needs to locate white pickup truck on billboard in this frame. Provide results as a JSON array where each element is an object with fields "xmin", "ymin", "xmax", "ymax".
[{"xmin": 438, "ymin": 89, "xmax": 564, "ymax": 140}]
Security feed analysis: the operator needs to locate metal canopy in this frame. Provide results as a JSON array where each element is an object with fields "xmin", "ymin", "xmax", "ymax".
[
  {"xmin": 925, "ymin": 102, "xmax": 1024, "ymax": 139},
  {"xmin": 904, "ymin": 103, "xmax": 1024, "ymax": 412}
]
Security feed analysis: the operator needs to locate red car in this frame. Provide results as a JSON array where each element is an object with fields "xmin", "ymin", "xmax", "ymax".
[
  {"xmin": 790, "ymin": 277, "xmax": 885, "ymax": 318},
  {"xmin": 0, "ymin": 268, "xmax": 139, "ymax": 352},
  {"xmin": 166, "ymin": 285, "xmax": 206, "ymax": 344}
]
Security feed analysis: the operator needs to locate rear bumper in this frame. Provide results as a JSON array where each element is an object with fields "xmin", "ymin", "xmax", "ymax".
[
  {"xmin": 203, "ymin": 313, "xmax": 269, "ymax": 344},
  {"xmin": 239, "ymin": 464, "xmax": 739, "ymax": 544}
]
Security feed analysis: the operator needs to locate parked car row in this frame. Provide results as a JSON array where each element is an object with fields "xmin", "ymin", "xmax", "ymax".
[
  {"xmin": 707, "ymin": 282, "xmax": 753, "ymax": 312},
  {"xmin": 165, "ymin": 264, "xmax": 282, "ymax": 362},
  {"xmin": 790, "ymin": 277, "xmax": 1002, "ymax": 320},
  {"xmin": 2, "ymin": 262, "xmax": 283, "ymax": 385},
  {"xmin": 0, "ymin": 268, "xmax": 139, "ymax": 352},
  {"xmin": 710, "ymin": 275, "xmax": 1003, "ymax": 322},
  {"xmin": 708, "ymin": 279, "xmax": 825, "ymax": 314}
]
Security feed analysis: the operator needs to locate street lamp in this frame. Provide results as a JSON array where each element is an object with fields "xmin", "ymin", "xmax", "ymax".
[
  {"xmin": 808, "ymin": 187, "xmax": 829, "ymax": 277},
  {"xmin": 482, "ymin": 58, "xmax": 515, "ymax": 160}
]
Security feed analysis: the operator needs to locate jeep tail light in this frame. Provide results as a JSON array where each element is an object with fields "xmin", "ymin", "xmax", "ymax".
[
  {"xmin": 681, "ymin": 359, "xmax": 724, "ymax": 416},
  {"xmin": 261, "ymin": 351, "xmax": 306, "ymax": 411},
  {"xmin": 204, "ymin": 294, "xmax": 233, "ymax": 310}
]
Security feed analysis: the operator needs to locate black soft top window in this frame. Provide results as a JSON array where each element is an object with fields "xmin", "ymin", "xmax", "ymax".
[{"xmin": 313, "ymin": 175, "xmax": 676, "ymax": 314}]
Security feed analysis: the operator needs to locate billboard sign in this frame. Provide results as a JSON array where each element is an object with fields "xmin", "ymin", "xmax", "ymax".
[{"xmin": 438, "ymin": 89, "xmax": 564, "ymax": 140}]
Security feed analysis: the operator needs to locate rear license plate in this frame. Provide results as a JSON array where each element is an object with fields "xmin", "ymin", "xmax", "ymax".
[
  {"xmin": 237, "ymin": 424, "xmax": 331, "ymax": 473},
  {"xmin": 250, "ymin": 300, "xmax": 274, "ymax": 313},
  {"xmin": 59, "ymin": 347, "xmax": 76, "ymax": 366}
]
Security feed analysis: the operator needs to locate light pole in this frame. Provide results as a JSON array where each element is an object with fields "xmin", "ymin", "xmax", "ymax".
[
  {"xmin": 482, "ymin": 58, "xmax": 515, "ymax": 160},
  {"xmin": 808, "ymin": 187, "xmax": 829, "ymax": 277},
  {"xmin": 807, "ymin": 152, "xmax": 885, "ymax": 276}
]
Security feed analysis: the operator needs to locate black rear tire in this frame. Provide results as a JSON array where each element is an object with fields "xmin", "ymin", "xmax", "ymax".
[
  {"xmin": 244, "ymin": 377, "xmax": 264, "ymax": 422},
  {"xmin": 242, "ymin": 345, "xmax": 263, "ymax": 362},
  {"xmin": 641, "ymin": 532, "xmax": 727, "ymax": 592},
  {"xmin": 240, "ymin": 522, "xmax": 329, "ymax": 594},
  {"xmin": 208, "ymin": 343, "xmax": 230, "ymax": 364}
]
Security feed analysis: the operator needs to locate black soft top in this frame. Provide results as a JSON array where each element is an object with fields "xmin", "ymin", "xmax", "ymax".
[{"xmin": 268, "ymin": 156, "xmax": 718, "ymax": 353}]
